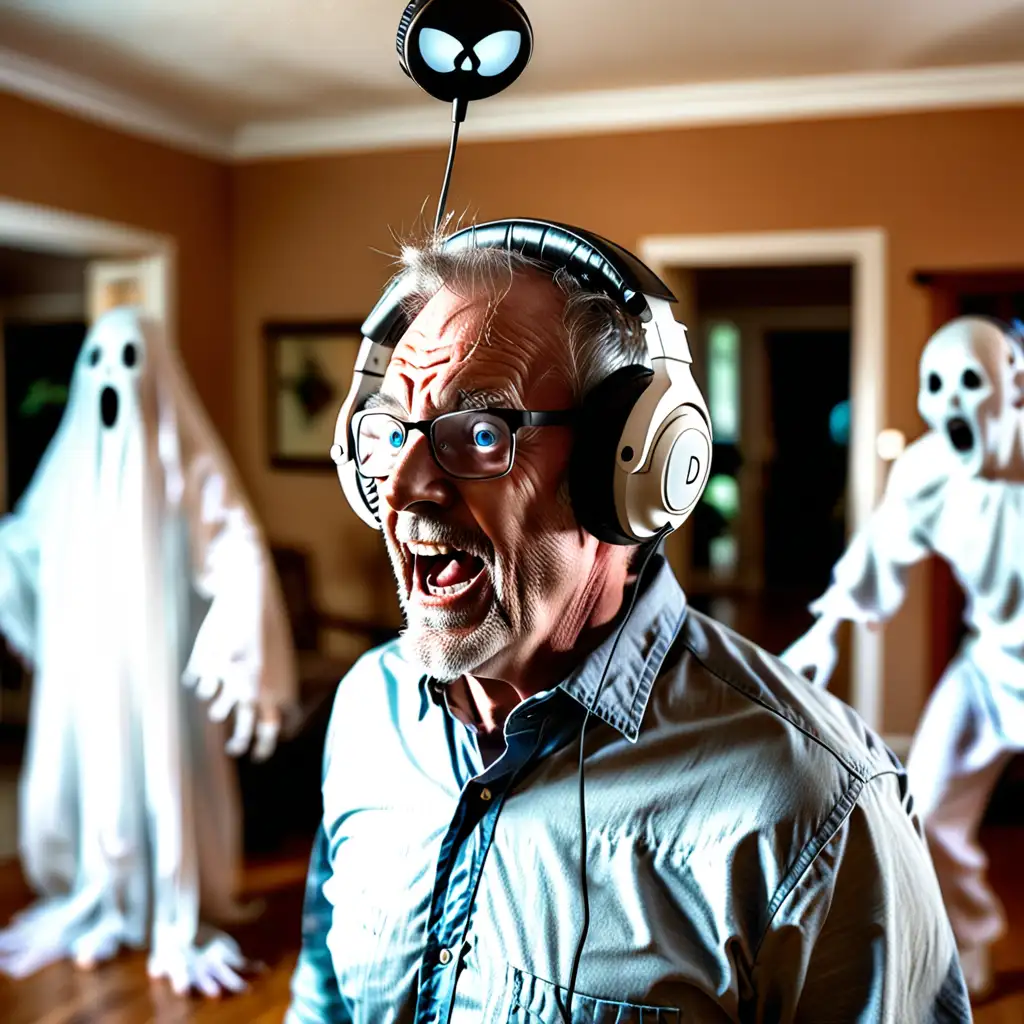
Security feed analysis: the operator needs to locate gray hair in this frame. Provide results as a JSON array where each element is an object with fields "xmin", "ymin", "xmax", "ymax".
[{"xmin": 392, "ymin": 228, "xmax": 649, "ymax": 403}]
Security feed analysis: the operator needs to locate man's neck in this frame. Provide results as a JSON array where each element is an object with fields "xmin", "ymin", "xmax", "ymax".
[{"xmin": 446, "ymin": 549, "xmax": 634, "ymax": 743}]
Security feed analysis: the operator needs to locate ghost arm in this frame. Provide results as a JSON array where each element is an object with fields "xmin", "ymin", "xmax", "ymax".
[
  {"xmin": 781, "ymin": 437, "xmax": 943, "ymax": 686},
  {"xmin": 0, "ymin": 511, "xmax": 40, "ymax": 667},
  {"xmin": 180, "ymin": 452, "xmax": 298, "ymax": 761}
]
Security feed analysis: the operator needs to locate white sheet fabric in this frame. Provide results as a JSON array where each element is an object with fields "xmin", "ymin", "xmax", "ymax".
[
  {"xmin": 782, "ymin": 316, "xmax": 1024, "ymax": 956},
  {"xmin": 0, "ymin": 308, "xmax": 297, "ymax": 990}
]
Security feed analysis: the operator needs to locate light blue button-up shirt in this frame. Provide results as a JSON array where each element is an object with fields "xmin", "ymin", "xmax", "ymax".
[{"xmin": 286, "ymin": 555, "xmax": 971, "ymax": 1023}]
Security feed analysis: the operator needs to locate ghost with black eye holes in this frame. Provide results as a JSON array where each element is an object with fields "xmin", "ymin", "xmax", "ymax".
[
  {"xmin": 0, "ymin": 307, "xmax": 297, "ymax": 999},
  {"xmin": 782, "ymin": 315, "xmax": 1024, "ymax": 998}
]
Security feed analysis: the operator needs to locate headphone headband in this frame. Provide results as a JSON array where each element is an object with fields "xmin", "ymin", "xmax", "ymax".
[{"xmin": 360, "ymin": 219, "xmax": 676, "ymax": 344}]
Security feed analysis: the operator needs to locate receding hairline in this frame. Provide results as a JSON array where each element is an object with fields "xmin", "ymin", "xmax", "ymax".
[{"xmin": 386, "ymin": 225, "xmax": 650, "ymax": 404}]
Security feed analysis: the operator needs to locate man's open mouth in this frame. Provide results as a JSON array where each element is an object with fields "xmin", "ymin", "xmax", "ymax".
[
  {"xmin": 406, "ymin": 541, "xmax": 489, "ymax": 605},
  {"xmin": 946, "ymin": 416, "xmax": 974, "ymax": 453}
]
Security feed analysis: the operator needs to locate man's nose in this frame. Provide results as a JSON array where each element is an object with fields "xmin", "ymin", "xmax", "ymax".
[{"xmin": 378, "ymin": 430, "xmax": 455, "ymax": 512}]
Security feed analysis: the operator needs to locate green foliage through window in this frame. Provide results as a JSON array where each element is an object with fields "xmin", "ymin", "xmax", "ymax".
[
  {"xmin": 19, "ymin": 379, "xmax": 69, "ymax": 419},
  {"xmin": 707, "ymin": 322, "xmax": 739, "ymax": 443}
]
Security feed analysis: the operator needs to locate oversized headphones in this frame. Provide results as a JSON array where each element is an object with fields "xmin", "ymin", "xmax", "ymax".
[{"xmin": 330, "ymin": 218, "xmax": 713, "ymax": 545}]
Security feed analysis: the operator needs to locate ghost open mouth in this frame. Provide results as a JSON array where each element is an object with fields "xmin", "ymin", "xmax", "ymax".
[
  {"xmin": 946, "ymin": 416, "xmax": 974, "ymax": 453},
  {"xmin": 100, "ymin": 386, "xmax": 119, "ymax": 429},
  {"xmin": 407, "ymin": 541, "xmax": 489, "ymax": 607}
]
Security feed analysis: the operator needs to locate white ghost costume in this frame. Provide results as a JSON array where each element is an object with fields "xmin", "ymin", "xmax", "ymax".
[
  {"xmin": 782, "ymin": 316, "xmax": 1024, "ymax": 989},
  {"xmin": 0, "ymin": 308, "xmax": 297, "ymax": 995}
]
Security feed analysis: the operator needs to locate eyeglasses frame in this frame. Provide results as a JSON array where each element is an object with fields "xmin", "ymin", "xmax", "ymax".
[{"xmin": 351, "ymin": 406, "xmax": 577, "ymax": 481}]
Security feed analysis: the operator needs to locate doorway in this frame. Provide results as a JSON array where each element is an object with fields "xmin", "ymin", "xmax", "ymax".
[
  {"xmin": 678, "ymin": 266, "xmax": 855, "ymax": 702},
  {"xmin": 0, "ymin": 246, "xmax": 91, "ymax": 511},
  {"xmin": 763, "ymin": 328, "xmax": 851, "ymax": 595},
  {"xmin": 639, "ymin": 229, "xmax": 888, "ymax": 735}
]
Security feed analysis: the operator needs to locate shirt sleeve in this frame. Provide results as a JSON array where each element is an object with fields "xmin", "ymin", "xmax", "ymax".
[
  {"xmin": 809, "ymin": 440, "xmax": 943, "ymax": 625},
  {"xmin": 285, "ymin": 822, "xmax": 349, "ymax": 1024},
  {"xmin": 743, "ymin": 773, "xmax": 972, "ymax": 1023}
]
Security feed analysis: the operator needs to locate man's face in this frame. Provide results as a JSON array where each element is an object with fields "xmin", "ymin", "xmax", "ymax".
[
  {"xmin": 917, "ymin": 318, "xmax": 1013, "ymax": 475},
  {"xmin": 373, "ymin": 271, "xmax": 604, "ymax": 681}
]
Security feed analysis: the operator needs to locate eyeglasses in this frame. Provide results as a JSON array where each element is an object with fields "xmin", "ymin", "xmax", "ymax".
[{"xmin": 352, "ymin": 407, "xmax": 576, "ymax": 481}]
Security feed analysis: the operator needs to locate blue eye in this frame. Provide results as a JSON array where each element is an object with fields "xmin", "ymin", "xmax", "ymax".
[
  {"xmin": 473, "ymin": 426, "xmax": 497, "ymax": 448},
  {"xmin": 388, "ymin": 427, "xmax": 404, "ymax": 449}
]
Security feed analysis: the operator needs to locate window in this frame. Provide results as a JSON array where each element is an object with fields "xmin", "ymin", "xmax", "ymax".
[{"xmin": 707, "ymin": 321, "xmax": 740, "ymax": 444}]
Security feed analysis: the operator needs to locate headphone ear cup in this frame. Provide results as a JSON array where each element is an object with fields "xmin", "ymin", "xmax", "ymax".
[
  {"xmin": 568, "ymin": 364, "xmax": 654, "ymax": 545},
  {"xmin": 360, "ymin": 475, "xmax": 382, "ymax": 527},
  {"xmin": 396, "ymin": 0, "xmax": 429, "ymax": 77}
]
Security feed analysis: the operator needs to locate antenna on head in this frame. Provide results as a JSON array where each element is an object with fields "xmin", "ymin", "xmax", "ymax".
[{"xmin": 395, "ymin": 0, "xmax": 534, "ymax": 230}]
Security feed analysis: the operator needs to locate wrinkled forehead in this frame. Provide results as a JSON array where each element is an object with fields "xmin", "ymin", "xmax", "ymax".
[{"xmin": 384, "ymin": 275, "xmax": 570, "ymax": 414}]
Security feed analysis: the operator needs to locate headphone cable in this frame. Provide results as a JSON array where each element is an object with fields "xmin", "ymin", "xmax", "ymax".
[
  {"xmin": 435, "ymin": 97, "xmax": 469, "ymax": 232},
  {"xmin": 562, "ymin": 525, "xmax": 672, "ymax": 1022}
]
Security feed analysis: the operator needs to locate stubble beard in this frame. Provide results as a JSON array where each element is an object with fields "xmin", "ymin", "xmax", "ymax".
[{"xmin": 383, "ymin": 534, "xmax": 518, "ymax": 683}]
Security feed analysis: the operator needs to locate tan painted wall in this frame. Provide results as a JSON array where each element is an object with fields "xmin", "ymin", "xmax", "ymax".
[
  {"xmin": 233, "ymin": 106, "xmax": 1024, "ymax": 734},
  {"xmin": 0, "ymin": 93, "xmax": 234, "ymax": 441},
  {"xmin": 5, "ymin": 90, "xmax": 1019, "ymax": 735}
]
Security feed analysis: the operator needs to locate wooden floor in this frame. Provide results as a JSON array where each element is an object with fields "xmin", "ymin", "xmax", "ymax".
[
  {"xmin": 0, "ymin": 848, "xmax": 310, "ymax": 1024},
  {"xmin": 2, "ymin": 829, "xmax": 1024, "ymax": 1022}
]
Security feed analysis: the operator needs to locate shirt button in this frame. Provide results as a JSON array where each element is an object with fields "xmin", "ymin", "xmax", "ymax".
[
  {"xmin": 480, "ymin": 787, "xmax": 492, "ymax": 802},
  {"xmin": 438, "ymin": 947, "xmax": 453, "ymax": 965}
]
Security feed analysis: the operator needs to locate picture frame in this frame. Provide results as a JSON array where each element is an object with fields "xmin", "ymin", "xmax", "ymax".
[{"xmin": 264, "ymin": 320, "xmax": 363, "ymax": 470}]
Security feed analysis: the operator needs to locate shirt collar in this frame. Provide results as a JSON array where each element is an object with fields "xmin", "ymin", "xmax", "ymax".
[
  {"xmin": 420, "ymin": 553, "xmax": 687, "ymax": 744},
  {"xmin": 558, "ymin": 553, "xmax": 686, "ymax": 743}
]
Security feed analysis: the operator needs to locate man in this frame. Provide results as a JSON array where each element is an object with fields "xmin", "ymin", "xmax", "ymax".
[
  {"xmin": 287, "ymin": 234, "xmax": 970, "ymax": 1022},
  {"xmin": 784, "ymin": 316, "xmax": 1024, "ymax": 1000}
]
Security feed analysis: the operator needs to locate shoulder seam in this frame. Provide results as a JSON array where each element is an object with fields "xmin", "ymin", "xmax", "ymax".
[
  {"xmin": 680, "ymin": 628, "xmax": 872, "ymax": 782},
  {"xmin": 754, "ymin": 776, "xmax": 866, "ymax": 962}
]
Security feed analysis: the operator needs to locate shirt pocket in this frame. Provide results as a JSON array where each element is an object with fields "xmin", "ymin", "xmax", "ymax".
[{"xmin": 505, "ymin": 965, "xmax": 681, "ymax": 1023}]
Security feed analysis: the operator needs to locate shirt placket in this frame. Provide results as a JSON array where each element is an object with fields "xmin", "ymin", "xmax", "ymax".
[{"xmin": 413, "ymin": 699, "xmax": 571, "ymax": 1024}]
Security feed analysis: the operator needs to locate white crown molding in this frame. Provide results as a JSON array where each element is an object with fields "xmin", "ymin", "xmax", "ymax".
[
  {"xmin": 0, "ymin": 46, "xmax": 233, "ymax": 160},
  {"xmin": 234, "ymin": 61, "xmax": 1024, "ymax": 159},
  {"xmin": 3, "ymin": 42, "xmax": 1024, "ymax": 163}
]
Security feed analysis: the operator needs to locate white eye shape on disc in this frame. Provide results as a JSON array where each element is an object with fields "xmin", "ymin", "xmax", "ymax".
[
  {"xmin": 418, "ymin": 28, "xmax": 463, "ymax": 72},
  {"xmin": 474, "ymin": 30, "xmax": 521, "ymax": 76}
]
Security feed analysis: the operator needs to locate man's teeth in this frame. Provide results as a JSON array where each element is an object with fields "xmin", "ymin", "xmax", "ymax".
[
  {"xmin": 425, "ymin": 577, "xmax": 475, "ymax": 597},
  {"xmin": 407, "ymin": 541, "xmax": 454, "ymax": 556}
]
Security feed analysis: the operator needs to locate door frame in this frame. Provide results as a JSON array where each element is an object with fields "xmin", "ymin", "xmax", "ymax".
[
  {"xmin": 0, "ymin": 198, "xmax": 176, "ymax": 335},
  {"xmin": 639, "ymin": 228, "xmax": 887, "ymax": 733},
  {"xmin": 0, "ymin": 197, "xmax": 176, "ymax": 513}
]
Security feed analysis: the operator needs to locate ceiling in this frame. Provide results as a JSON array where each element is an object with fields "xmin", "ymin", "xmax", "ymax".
[{"xmin": 2, "ymin": 0, "xmax": 1024, "ymax": 158}]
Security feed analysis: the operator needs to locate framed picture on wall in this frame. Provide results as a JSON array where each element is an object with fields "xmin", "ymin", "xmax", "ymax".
[{"xmin": 264, "ymin": 320, "xmax": 363, "ymax": 470}]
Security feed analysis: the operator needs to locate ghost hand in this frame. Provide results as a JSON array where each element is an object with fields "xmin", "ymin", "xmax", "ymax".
[
  {"xmin": 183, "ymin": 597, "xmax": 283, "ymax": 762},
  {"xmin": 780, "ymin": 616, "xmax": 841, "ymax": 688},
  {"xmin": 148, "ymin": 928, "xmax": 255, "ymax": 998}
]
